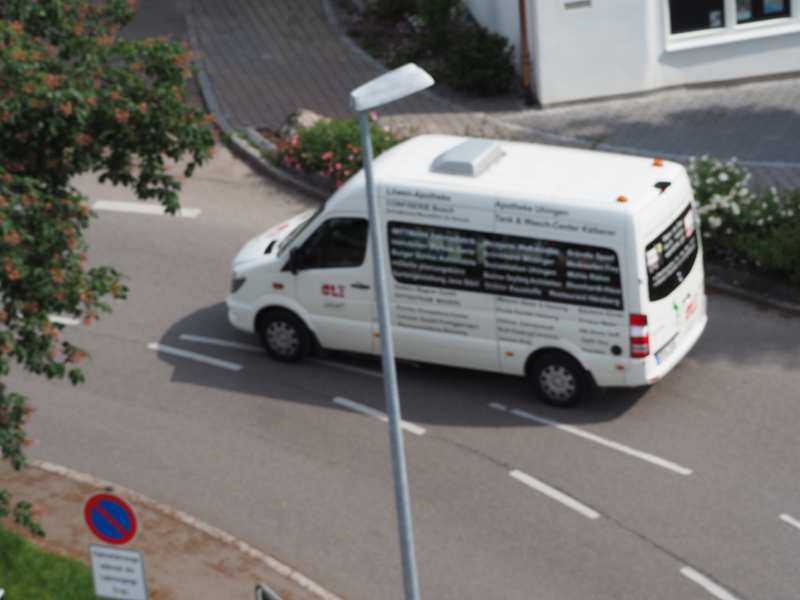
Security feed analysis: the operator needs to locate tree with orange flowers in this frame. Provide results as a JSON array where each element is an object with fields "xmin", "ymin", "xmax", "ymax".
[{"xmin": 0, "ymin": 0, "xmax": 215, "ymax": 534}]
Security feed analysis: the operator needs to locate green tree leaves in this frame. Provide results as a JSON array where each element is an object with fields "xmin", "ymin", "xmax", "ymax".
[{"xmin": 0, "ymin": 0, "xmax": 216, "ymax": 529}]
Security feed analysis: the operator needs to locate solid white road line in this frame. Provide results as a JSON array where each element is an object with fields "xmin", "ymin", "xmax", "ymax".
[
  {"xmin": 509, "ymin": 408, "xmax": 693, "ymax": 476},
  {"xmin": 147, "ymin": 343, "xmax": 242, "ymax": 371},
  {"xmin": 509, "ymin": 469, "xmax": 600, "ymax": 520},
  {"xmin": 780, "ymin": 513, "xmax": 800, "ymax": 531},
  {"xmin": 172, "ymin": 335, "xmax": 386, "ymax": 378},
  {"xmin": 179, "ymin": 334, "xmax": 262, "ymax": 352},
  {"xmin": 333, "ymin": 397, "xmax": 426, "ymax": 435},
  {"xmin": 93, "ymin": 200, "xmax": 201, "ymax": 218},
  {"xmin": 680, "ymin": 567, "xmax": 740, "ymax": 600},
  {"xmin": 48, "ymin": 315, "xmax": 81, "ymax": 326},
  {"xmin": 308, "ymin": 358, "xmax": 384, "ymax": 379}
]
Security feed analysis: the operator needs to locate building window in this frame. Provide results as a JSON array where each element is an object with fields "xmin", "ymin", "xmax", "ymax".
[
  {"xmin": 737, "ymin": 0, "xmax": 790, "ymax": 23},
  {"xmin": 669, "ymin": 0, "xmax": 725, "ymax": 34}
]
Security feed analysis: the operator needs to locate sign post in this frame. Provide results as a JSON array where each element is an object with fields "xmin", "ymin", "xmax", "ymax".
[
  {"xmin": 350, "ymin": 64, "xmax": 434, "ymax": 600},
  {"xmin": 84, "ymin": 492, "xmax": 148, "ymax": 600}
]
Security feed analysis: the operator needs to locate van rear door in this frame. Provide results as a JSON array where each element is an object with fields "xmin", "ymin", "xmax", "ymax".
[{"xmin": 641, "ymin": 200, "xmax": 702, "ymax": 364}]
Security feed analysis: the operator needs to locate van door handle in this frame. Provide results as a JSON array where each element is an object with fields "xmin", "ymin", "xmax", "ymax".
[{"xmin": 351, "ymin": 282, "xmax": 370, "ymax": 289}]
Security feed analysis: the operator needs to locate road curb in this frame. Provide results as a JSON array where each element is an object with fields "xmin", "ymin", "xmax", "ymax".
[
  {"xmin": 706, "ymin": 280, "xmax": 800, "ymax": 315},
  {"xmin": 31, "ymin": 459, "xmax": 344, "ymax": 600},
  {"xmin": 226, "ymin": 132, "xmax": 329, "ymax": 201}
]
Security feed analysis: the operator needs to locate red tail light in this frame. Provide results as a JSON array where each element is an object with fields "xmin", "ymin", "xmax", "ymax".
[{"xmin": 630, "ymin": 314, "xmax": 649, "ymax": 358}]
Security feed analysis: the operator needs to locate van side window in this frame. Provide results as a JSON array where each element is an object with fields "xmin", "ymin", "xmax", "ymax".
[
  {"xmin": 296, "ymin": 218, "xmax": 368, "ymax": 270},
  {"xmin": 388, "ymin": 221, "xmax": 623, "ymax": 310},
  {"xmin": 645, "ymin": 204, "xmax": 698, "ymax": 301},
  {"xmin": 327, "ymin": 219, "xmax": 369, "ymax": 268}
]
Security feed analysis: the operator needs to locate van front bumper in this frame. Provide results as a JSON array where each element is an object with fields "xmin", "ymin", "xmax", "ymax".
[
  {"xmin": 226, "ymin": 295, "xmax": 256, "ymax": 333},
  {"xmin": 626, "ymin": 313, "xmax": 708, "ymax": 387}
]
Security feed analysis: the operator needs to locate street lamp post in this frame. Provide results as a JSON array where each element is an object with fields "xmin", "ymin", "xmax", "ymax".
[{"xmin": 350, "ymin": 64, "xmax": 434, "ymax": 600}]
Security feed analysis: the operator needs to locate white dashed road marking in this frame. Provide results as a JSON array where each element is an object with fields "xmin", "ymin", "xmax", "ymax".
[
  {"xmin": 780, "ymin": 513, "xmax": 800, "ymax": 531},
  {"xmin": 175, "ymin": 334, "xmax": 384, "ymax": 379},
  {"xmin": 308, "ymin": 358, "xmax": 383, "ymax": 379},
  {"xmin": 333, "ymin": 397, "xmax": 426, "ymax": 435},
  {"xmin": 179, "ymin": 333, "xmax": 262, "ymax": 352},
  {"xmin": 48, "ymin": 315, "xmax": 81, "ymax": 326},
  {"xmin": 93, "ymin": 200, "xmax": 201, "ymax": 218},
  {"xmin": 680, "ymin": 567, "xmax": 740, "ymax": 600},
  {"xmin": 509, "ymin": 469, "xmax": 600, "ymax": 519},
  {"xmin": 491, "ymin": 405, "xmax": 692, "ymax": 476},
  {"xmin": 147, "ymin": 343, "xmax": 242, "ymax": 371}
]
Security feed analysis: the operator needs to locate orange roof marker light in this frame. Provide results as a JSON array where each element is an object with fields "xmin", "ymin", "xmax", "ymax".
[
  {"xmin": 617, "ymin": 195, "xmax": 628, "ymax": 203},
  {"xmin": 653, "ymin": 159, "xmax": 664, "ymax": 167}
]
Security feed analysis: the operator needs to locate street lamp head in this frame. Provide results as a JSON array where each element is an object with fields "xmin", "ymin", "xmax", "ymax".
[{"xmin": 350, "ymin": 63, "xmax": 434, "ymax": 112}]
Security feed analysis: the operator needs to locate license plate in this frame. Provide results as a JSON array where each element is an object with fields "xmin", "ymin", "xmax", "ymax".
[{"xmin": 655, "ymin": 335, "xmax": 678, "ymax": 365}]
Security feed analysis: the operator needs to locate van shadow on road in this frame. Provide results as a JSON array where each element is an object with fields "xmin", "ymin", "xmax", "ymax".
[
  {"xmin": 152, "ymin": 292, "xmax": 800, "ymax": 429},
  {"xmin": 153, "ymin": 302, "xmax": 652, "ymax": 428}
]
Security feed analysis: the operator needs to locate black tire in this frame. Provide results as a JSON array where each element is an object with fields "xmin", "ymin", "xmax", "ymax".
[
  {"xmin": 259, "ymin": 309, "xmax": 310, "ymax": 363},
  {"xmin": 529, "ymin": 353, "xmax": 587, "ymax": 408}
]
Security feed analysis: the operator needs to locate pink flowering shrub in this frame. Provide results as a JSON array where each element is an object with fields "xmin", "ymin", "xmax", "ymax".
[{"xmin": 272, "ymin": 113, "xmax": 411, "ymax": 190}]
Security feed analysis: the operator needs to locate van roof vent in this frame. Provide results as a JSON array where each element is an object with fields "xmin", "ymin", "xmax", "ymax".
[{"xmin": 430, "ymin": 139, "xmax": 504, "ymax": 177}]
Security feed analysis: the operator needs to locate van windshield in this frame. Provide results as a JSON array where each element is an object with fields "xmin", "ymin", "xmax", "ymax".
[
  {"xmin": 645, "ymin": 203, "xmax": 699, "ymax": 301},
  {"xmin": 277, "ymin": 208, "xmax": 322, "ymax": 256}
]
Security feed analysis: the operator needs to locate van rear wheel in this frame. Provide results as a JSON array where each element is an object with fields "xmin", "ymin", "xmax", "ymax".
[
  {"xmin": 259, "ymin": 309, "xmax": 309, "ymax": 363},
  {"xmin": 529, "ymin": 353, "xmax": 587, "ymax": 408}
]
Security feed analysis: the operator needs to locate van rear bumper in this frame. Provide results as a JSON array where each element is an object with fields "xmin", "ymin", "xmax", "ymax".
[{"xmin": 626, "ymin": 313, "xmax": 708, "ymax": 387}]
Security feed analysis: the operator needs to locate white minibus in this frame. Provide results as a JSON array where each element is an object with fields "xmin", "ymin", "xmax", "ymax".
[{"xmin": 226, "ymin": 135, "xmax": 707, "ymax": 406}]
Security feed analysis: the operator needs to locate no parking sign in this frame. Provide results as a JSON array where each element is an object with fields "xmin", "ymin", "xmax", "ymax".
[
  {"xmin": 84, "ymin": 493, "xmax": 138, "ymax": 545},
  {"xmin": 84, "ymin": 492, "xmax": 148, "ymax": 600}
]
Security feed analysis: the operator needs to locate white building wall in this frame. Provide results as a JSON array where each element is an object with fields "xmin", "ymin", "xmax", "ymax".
[{"xmin": 463, "ymin": 0, "xmax": 800, "ymax": 106}]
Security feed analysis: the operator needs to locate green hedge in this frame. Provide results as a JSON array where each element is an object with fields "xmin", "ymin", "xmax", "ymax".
[{"xmin": 345, "ymin": 0, "xmax": 515, "ymax": 96}]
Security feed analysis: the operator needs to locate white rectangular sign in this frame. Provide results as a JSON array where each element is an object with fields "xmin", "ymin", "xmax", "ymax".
[{"xmin": 89, "ymin": 545, "xmax": 149, "ymax": 600}]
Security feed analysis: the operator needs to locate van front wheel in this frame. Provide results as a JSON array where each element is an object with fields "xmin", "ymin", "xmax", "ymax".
[
  {"xmin": 529, "ymin": 353, "xmax": 587, "ymax": 407},
  {"xmin": 259, "ymin": 309, "xmax": 310, "ymax": 363}
]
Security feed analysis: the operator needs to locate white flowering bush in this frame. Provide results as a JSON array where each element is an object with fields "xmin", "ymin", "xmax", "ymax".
[{"xmin": 689, "ymin": 155, "xmax": 800, "ymax": 285}]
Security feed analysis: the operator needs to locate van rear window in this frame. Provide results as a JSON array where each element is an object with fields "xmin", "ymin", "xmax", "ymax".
[
  {"xmin": 388, "ymin": 221, "xmax": 623, "ymax": 310},
  {"xmin": 645, "ymin": 204, "xmax": 699, "ymax": 301}
]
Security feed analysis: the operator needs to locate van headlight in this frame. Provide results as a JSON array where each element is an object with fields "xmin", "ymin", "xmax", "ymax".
[{"xmin": 231, "ymin": 275, "xmax": 246, "ymax": 294}]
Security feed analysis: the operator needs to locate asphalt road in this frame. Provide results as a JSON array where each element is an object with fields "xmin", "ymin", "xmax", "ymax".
[{"xmin": 13, "ymin": 147, "xmax": 800, "ymax": 600}]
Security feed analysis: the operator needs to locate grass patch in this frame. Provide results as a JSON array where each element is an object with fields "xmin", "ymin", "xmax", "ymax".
[{"xmin": 0, "ymin": 525, "xmax": 95, "ymax": 600}]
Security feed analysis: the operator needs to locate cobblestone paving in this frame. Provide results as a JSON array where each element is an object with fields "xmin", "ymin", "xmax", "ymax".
[
  {"xmin": 191, "ymin": 0, "xmax": 494, "ymax": 137},
  {"xmin": 502, "ymin": 78, "xmax": 800, "ymax": 165},
  {"xmin": 188, "ymin": 0, "xmax": 800, "ymax": 188}
]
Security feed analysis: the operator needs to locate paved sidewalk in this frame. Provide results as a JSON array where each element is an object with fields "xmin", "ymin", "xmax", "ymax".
[
  {"xmin": 504, "ymin": 76, "xmax": 800, "ymax": 164},
  {"xmin": 1, "ymin": 459, "xmax": 332, "ymax": 600},
  {"xmin": 183, "ymin": 0, "xmax": 800, "ymax": 187},
  {"xmin": 188, "ymin": 0, "xmax": 496, "ymax": 138}
]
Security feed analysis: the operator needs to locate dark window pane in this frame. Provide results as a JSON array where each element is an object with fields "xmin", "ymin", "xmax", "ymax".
[
  {"xmin": 295, "ymin": 218, "xmax": 368, "ymax": 270},
  {"xmin": 669, "ymin": 0, "xmax": 725, "ymax": 33},
  {"xmin": 388, "ymin": 221, "xmax": 623, "ymax": 310},
  {"xmin": 326, "ymin": 219, "xmax": 369, "ymax": 268},
  {"xmin": 645, "ymin": 204, "xmax": 699, "ymax": 301},
  {"xmin": 298, "ymin": 221, "xmax": 329, "ymax": 270},
  {"xmin": 737, "ymin": 0, "xmax": 790, "ymax": 23}
]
